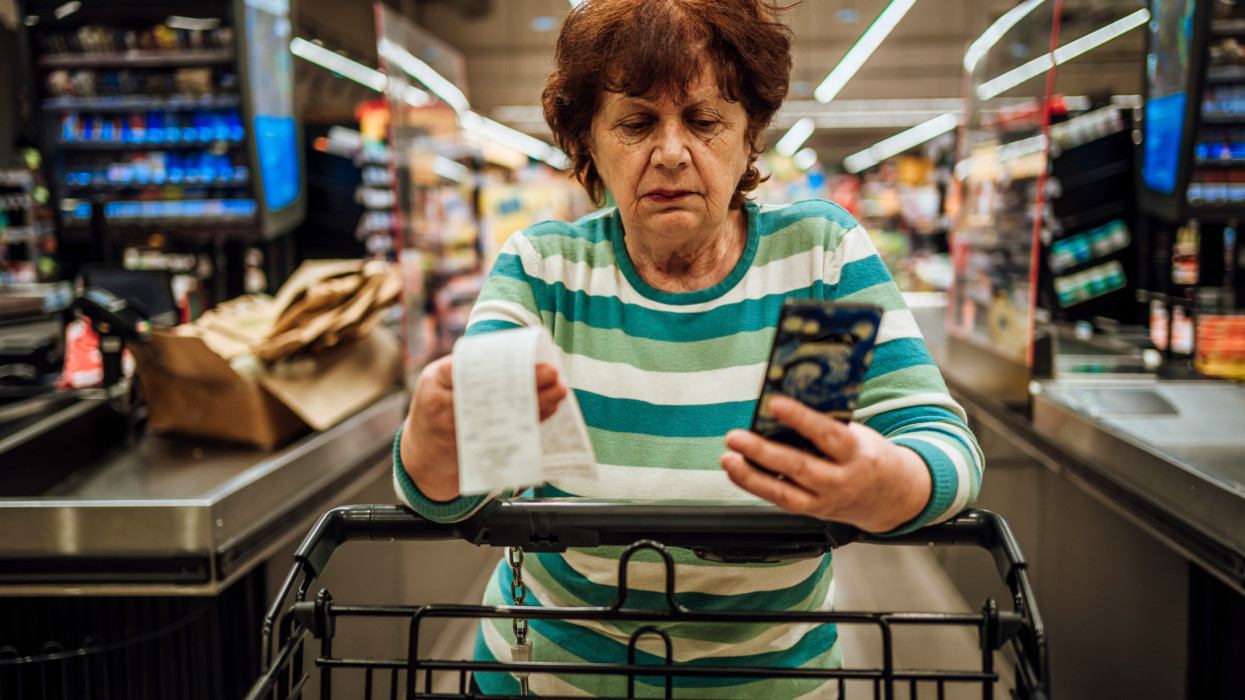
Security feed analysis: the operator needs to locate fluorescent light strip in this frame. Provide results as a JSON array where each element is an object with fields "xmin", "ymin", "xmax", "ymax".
[
  {"xmin": 461, "ymin": 111, "xmax": 571, "ymax": 169},
  {"xmin": 976, "ymin": 54, "xmax": 1053, "ymax": 100},
  {"xmin": 775, "ymin": 117, "xmax": 815, "ymax": 157},
  {"xmin": 378, "ymin": 38, "xmax": 470, "ymax": 114},
  {"xmin": 53, "ymin": 1, "xmax": 80, "ymax": 20},
  {"xmin": 975, "ymin": 8, "xmax": 1149, "ymax": 101},
  {"xmin": 814, "ymin": 0, "xmax": 917, "ymax": 104},
  {"xmin": 166, "ymin": 15, "xmax": 221, "ymax": 31},
  {"xmin": 843, "ymin": 113, "xmax": 958, "ymax": 173},
  {"xmin": 434, "ymin": 156, "xmax": 471, "ymax": 183},
  {"xmin": 963, "ymin": 0, "xmax": 1044, "ymax": 73},
  {"xmin": 793, "ymin": 148, "xmax": 818, "ymax": 171},
  {"xmin": 1053, "ymin": 9, "xmax": 1149, "ymax": 64},
  {"xmin": 291, "ymin": 37, "xmax": 388, "ymax": 93}
]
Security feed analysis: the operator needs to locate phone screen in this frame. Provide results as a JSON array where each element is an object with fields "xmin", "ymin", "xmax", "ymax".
[{"xmin": 749, "ymin": 300, "xmax": 883, "ymax": 455}]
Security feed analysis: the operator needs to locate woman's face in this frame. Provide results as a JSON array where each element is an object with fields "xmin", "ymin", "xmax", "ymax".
[{"xmin": 589, "ymin": 69, "xmax": 750, "ymax": 245}]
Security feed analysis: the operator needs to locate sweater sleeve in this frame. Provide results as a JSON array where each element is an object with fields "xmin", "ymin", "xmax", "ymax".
[
  {"xmin": 824, "ymin": 216, "xmax": 985, "ymax": 535},
  {"xmin": 392, "ymin": 231, "xmax": 544, "ymax": 522}
]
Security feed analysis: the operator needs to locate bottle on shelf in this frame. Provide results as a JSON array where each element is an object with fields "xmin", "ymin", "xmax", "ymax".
[{"xmin": 1172, "ymin": 218, "xmax": 1202, "ymax": 287}]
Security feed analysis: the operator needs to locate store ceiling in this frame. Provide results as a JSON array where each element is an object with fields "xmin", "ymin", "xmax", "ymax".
[{"xmin": 296, "ymin": 0, "xmax": 1147, "ymax": 169}]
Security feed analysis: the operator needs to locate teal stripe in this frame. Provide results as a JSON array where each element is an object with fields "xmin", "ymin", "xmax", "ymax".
[
  {"xmin": 392, "ymin": 426, "xmax": 487, "ymax": 523},
  {"xmin": 465, "ymin": 318, "xmax": 523, "ymax": 335},
  {"xmin": 471, "ymin": 627, "xmax": 524, "ymax": 696},
  {"xmin": 885, "ymin": 436, "xmax": 961, "ymax": 535},
  {"xmin": 867, "ymin": 337, "xmax": 936, "ymax": 379},
  {"xmin": 760, "ymin": 199, "xmax": 859, "ymax": 234},
  {"xmin": 835, "ymin": 255, "xmax": 896, "ymax": 298},
  {"xmin": 536, "ymin": 285, "xmax": 822, "ymax": 342},
  {"xmin": 576, "ymin": 390, "xmax": 753, "ymax": 438},
  {"xmin": 864, "ymin": 404, "xmax": 965, "ymax": 436}
]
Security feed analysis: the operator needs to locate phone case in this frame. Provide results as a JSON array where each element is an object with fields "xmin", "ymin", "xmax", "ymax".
[{"xmin": 750, "ymin": 300, "xmax": 883, "ymax": 454}]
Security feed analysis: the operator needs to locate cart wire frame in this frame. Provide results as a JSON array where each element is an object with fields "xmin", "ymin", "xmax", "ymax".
[{"xmin": 245, "ymin": 500, "xmax": 1048, "ymax": 700}]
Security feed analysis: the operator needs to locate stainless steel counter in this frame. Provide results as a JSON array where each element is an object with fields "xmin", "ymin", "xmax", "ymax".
[
  {"xmin": 0, "ymin": 390, "xmax": 406, "ymax": 596},
  {"xmin": 1032, "ymin": 379, "xmax": 1245, "ymax": 588}
]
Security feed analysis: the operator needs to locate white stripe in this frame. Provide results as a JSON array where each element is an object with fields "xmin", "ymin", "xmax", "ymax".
[
  {"xmin": 466, "ymin": 298, "xmax": 541, "ymax": 328},
  {"xmin": 875, "ymin": 307, "xmax": 923, "ymax": 345},
  {"xmin": 551, "ymin": 464, "xmax": 751, "ymax": 501},
  {"xmin": 568, "ymin": 354, "xmax": 766, "ymax": 405},
  {"xmin": 560, "ymin": 547, "xmax": 825, "ymax": 595},
  {"xmin": 854, "ymin": 392, "xmax": 968, "ymax": 423},
  {"xmin": 901, "ymin": 434, "xmax": 973, "ymax": 521}
]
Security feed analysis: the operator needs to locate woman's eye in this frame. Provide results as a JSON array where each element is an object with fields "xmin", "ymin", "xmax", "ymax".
[
  {"xmin": 621, "ymin": 122, "xmax": 650, "ymax": 133},
  {"xmin": 691, "ymin": 119, "xmax": 718, "ymax": 130}
]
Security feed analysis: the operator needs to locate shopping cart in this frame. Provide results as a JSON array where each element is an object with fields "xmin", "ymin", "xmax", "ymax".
[{"xmin": 245, "ymin": 499, "xmax": 1048, "ymax": 700}]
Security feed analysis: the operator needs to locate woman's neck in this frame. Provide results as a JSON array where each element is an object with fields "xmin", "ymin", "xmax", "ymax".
[{"xmin": 625, "ymin": 207, "xmax": 748, "ymax": 293}]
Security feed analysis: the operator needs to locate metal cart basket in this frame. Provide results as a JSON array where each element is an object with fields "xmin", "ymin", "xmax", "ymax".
[{"xmin": 245, "ymin": 500, "xmax": 1048, "ymax": 700}]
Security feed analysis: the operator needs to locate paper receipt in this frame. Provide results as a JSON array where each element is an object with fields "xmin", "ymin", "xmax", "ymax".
[{"xmin": 452, "ymin": 326, "xmax": 597, "ymax": 496}]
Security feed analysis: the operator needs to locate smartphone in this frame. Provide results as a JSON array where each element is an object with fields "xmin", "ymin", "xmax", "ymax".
[{"xmin": 749, "ymin": 300, "xmax": 883, "ymax": 456}]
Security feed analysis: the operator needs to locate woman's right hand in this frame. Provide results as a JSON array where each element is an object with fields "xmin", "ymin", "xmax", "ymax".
[{"xmin": 399, "ymin": 356, "xmax": 569, "ymax": 502}]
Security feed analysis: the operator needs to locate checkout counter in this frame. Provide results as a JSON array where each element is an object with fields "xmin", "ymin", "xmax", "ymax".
[
  {"xmin": 1, "ymin": 295, "xmax": 1241, "ymax": 699},
  {"xmin": 911, "ymin": 296, "xmax": 1245, "ymax": 700}
]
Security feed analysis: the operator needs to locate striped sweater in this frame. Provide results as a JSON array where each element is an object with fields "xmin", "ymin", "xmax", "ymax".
[{"xmin": 394, "ymin": 199, "xmax": 984, "ymax": 698}]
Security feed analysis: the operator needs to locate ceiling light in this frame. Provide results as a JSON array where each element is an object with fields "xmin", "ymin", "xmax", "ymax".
[
  {"xmin": 976, "ymin": 54, "xmax": 1053, "ymax": 100},
  {"xmin": 843, "ymin": 113, "xmax": 958, "ymax": 173},
  {"xmin": 1052, "ymin": 9, "xmax": 1150, "ymax": 65},
  {"xmin": 378, "ymin": 38, "xmax": 470, "ymax": 114},
  {"xmin": 975, "ymin": 8, "xmax": 1149, "ymax": 100},
  {"xmin": 460, "ymin": 111, "xmax": 570, "ymax": 169},
  {"xmin": 775, "ymin": 117, "xmax": 815, "ymax": 157},
  {"xmin": 434, "ymin": 156, "xmax": 471, "ymax": 183},
  {"xmin": 291, "ymin": 37, "xmax": 388, "ymax": 93},
  {"xmin": 568, "ymin": 0, "xmax": 586, "ymax": 6},
  {"xmin": 793, "ymin": 148, "xmax": 819, "ymax": 171},
  {"xmin": 814, "ymin": 0, "xmax": 917, "ymax": 104},
  {"xmin": 166, "ymin": 16, "xmax": 222, "ymax": 31},
  {"xmin": 963, "ymin": 0, "xmax": 1044, "ymax": 73},
  {"xmin": 53, "ymin": 1, "xmax": 80, "ymax": 20}
]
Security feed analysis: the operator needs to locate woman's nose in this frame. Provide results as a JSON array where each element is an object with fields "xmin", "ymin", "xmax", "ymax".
[{"xmin": 651, "ymin": 122, "xmax": 690, "ymax": 168}]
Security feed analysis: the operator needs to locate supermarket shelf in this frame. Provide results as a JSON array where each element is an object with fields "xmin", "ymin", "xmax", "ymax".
[
  {"xmin": 42, "ymin": 95, "xmax": 241, "ymax": 112},
  {"xmin": 1206, "ymin": 65, "xmax": 1245, "ymax": 82},
  {"xmin": 1212, "ymin": 18, "xmax": 1245, "ymax": 35},
  {"xmin": 0, "ymin": 224, "xmax": 53, "ymax": 242},
  {"xmin": 56, "ymin": 138, "xmax": 245, "ymax": 150},
  {"xmin": 1195, "ymin": 158, "xmax": 1245, "ymax": 166},
  {"xmin": 36, "ymin": 49, "xmax": 233, "ymax": 70},
  {"xmin": 62, "ymin": 177, "xmax": 250, "ymax": 191},
  {"xmin": 1200, "ymin": 112, "xmax": 1245, "ymax": 124}
]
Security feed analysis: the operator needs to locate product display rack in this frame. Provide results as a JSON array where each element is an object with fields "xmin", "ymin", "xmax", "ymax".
[
  {"xmin": 1039, "ymin": 104, "xmax": 1143, "ymax": 324},
  {"xmin": 1141, "ymin": 0, "xmax": 1245, "ymax": 221},
  {"xmin": 0, "ymin": 168, "xmax": 56, "ymax": 284},
  {"xmin": 20, "ymin": 0, "xmax": 304, "ymax": 280}
]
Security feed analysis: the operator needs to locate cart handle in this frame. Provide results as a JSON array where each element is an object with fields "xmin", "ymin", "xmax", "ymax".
[{"xmin": 293, "ymin": 500, "xmax": 1027, "ymax": 585}]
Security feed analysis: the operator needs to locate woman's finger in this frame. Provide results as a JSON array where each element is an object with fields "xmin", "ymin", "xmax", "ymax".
[
  {"xmin": 723, "ymin": 428, "xmax": 836, "ymax": 492},
  {"xmin": 432, "ymin": 356, "xmax": 454, "ymax": 389},
  {"xmin": 535, "ymin": 362, "xmax": 561, "ymax": 389},
  {"xmin": 768, "ymin": 396, "xmax": 857, "ymax": 463},
  {"xmin": 720, "ymin": 451, "xmax": 817, "ymax": 514},
  {"xmin": 537, "ymin": 380, "xmax": 568, "ymax": 421}
]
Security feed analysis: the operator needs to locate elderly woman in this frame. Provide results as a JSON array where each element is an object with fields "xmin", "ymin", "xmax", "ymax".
[{"xmin": 394, "ymin": 0, "xmax": 983, "ymax": 696}]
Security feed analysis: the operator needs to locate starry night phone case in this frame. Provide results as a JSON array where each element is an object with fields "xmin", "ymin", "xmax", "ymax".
[{"xmin": 749, "ymin": 300, "xmax": 883, "ymax": 455}]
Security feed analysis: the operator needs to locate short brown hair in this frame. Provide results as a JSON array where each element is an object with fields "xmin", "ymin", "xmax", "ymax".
[{"xmin": 542, "ymin": 0, "xmax": 795, "ymax": 209}]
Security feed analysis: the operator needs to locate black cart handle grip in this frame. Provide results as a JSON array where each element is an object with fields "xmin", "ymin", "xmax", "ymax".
[{"xmin": 293, "ymin": 500, "xmax": 1026, "ymax": 585}]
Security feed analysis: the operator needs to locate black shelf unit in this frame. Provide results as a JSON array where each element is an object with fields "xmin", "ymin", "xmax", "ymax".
[
  {"xmin": 1039, "ymin": 105, "xmax": 1142, "ymax": 325},
  {"xmin": 19, "ymin": 0, "xmax": 304, "ymax": 296}
]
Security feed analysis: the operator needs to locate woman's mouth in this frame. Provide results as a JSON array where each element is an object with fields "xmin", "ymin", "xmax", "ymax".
[{"xmin": 645, "ymin": 190, "xmax": 692, "ymax": 203}]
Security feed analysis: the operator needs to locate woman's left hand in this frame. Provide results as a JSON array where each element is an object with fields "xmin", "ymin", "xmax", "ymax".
[{"xmin": 720, "ymin": 395, "xmax": 932, "ymax": 533}]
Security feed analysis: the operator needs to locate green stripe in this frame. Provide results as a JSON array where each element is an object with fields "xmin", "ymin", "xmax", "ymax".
[
  {"xmin": 857, "ymin": 365, "xmax": 948, "ymax": 410},
  {"xmin": 554, "ymin": 320, "xmax": 775, "ymax": 371},
  {"xmin": 525, "ymin": 234, "xmax": 618, "ymax": 267},
  {"xmin": 588, "ymin": 428, "xmax": 728, "ymax": 470}
]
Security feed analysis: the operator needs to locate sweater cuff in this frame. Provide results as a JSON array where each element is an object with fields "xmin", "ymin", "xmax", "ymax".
[
  {"xmin": 873, "ymin": 437, "xmax": 959, "ymax": 536},
  {"xmin": 393, "ymin": 423, "xmax": 489, "ymax": 523}
]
